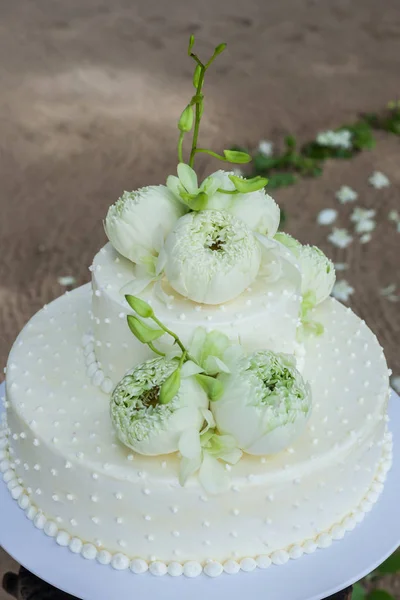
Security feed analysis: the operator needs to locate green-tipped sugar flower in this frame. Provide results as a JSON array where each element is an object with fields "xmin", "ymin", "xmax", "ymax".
[
  {"xmin": 211, "ymin": 349, "xmax": 312, "ymax": 455},
  {"xmin": 110, "ymin": 357, "xmax": 208, "ymax": 456},
  {"xmin": 159, "ymin": 209, "xmax": 261, "ymax": 304},
  {"xmin": 104, "ymin": 186, "xmax": 186, "ymax": 268},
  {"xmin": 179, "ymin": 409, "xmax": 242, "ymax": 494},
  {"xmin": 205, "ymin": 170, "xmax": 280, "ymax": 236},
  {"xmin": 275, "ymin": 232, "xmax": 335, "ymax": 328}
]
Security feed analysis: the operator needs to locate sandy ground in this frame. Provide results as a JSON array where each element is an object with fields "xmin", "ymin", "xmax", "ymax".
[{"xmin": 0, "ymin": 0, "xmax": 399, "ymax": 597}]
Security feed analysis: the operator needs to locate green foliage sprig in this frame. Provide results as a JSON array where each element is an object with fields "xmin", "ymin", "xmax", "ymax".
[
  {"xmin": 177, "ymin": 36, "xmax": 252, "ymax": 169},
  {"xmin": 125, "ymin": 294, "xmax": 223, "ymax": 404},
  {"xmin": 235, "ymin": 101, "xmax": 400, "ymax": 192}
]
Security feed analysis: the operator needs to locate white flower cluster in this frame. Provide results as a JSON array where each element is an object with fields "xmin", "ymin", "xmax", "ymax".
[
  {"xmin": 316, "ymin": 129, "xmax": 352, "ymax": 150},
  {"xmin": 110, "ymin": 328, "xmax": 312, "ymax": 494},
  {"xmin": 104, "ymin": 164, "xmax": 283, "ymax": 304}
]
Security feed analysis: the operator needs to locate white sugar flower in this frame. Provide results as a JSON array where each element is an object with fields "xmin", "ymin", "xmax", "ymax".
[
  {"xmin": 110, "ymin": 358, "xmax": 208, "ymax": 456},
  {"xmin": 105, "ymin": 186, "xmax": 186, "ymax": 265},
  {"xmin": 331, "ymin": 280, "xmax": 354, "ymax": 302},
  {"xmin": 205, "ymin": 170, "xmax": 280, "ymax": 237},
  {"xmin": 160, "ymin": 210, "xmax": 261, "ymax": 304},
  {"xmin": 335, "ymin": 186, "xmax": 358, "ymax": 204},
  {"xmin": 328, "ymin": 227, "xmax": 353, "ymax": 249},
  {"xmin": 179, "ymin": 410, "xmax": 242, "ymax": 494},
  {"xmin": 258, "ymin": 140, "xmax": 274, "ymax": 156},
  {"xmin": 369, "ymin": 171, "xmax": 390, "ymax": 189},
  {"xmin": 211, "ymin": 350, "xmax": 312, "ymax": 455}
]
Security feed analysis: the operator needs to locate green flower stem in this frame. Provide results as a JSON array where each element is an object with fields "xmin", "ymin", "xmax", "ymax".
[
  {"xmin": 179, "ymin": 350, "xmax": 187, "ymax": 368},
  {"xmin": 178, "ymin": 132, "xmax": 185, "ymax": 163},
  {"xmin": 148, "ymin": 342, "xmax": 166, "ymax": 357},
  {"xmin": 195, "ymin": 148, "xmax": 226, "ymax": 161},
  {"xmin": 189, "ymin": 65, "xmax": 206, "ymax": 167},
  {"xmin": 150, "ymin": 315, "xmax": 198, "ymax": 365}
]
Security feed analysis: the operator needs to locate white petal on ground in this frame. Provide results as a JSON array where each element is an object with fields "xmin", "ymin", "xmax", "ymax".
[
  {"xmin": 368, "ymin": 171, "xmax": 390, "ymax": 189},
  {"xmin": 317, "ymin": 208, "xmax": 338, "ymax": 226},
  {"xmin": 331, "ymin": 280, "xmax": 354, "ymax": 302},
  {"xmin": 58, "ymin": 276, "xmax": 76, "ymax": 286},
  {"xmin": 335, "ymin": 186, "xmax": 358, "ymax": 204},
  {"xmin": 334, "ymin": 263, "xmax": 349, "ymax": 271},
  {"xmin": 388, "ymin": 210, "xmax": 400, "ymax": 222},
  {"xmin": 355, "ymin": 220, "xmax": 376, "ymax": 234},
  {"xmin": 328, "ymin": 228, "xmax": 353, "ymax": 249},
  {"xmin": 360, "ymin": 233, "xmax": 372, "ymax": 244},
  {"xmin": 350, "ymin": 208, "xmax": 376, "ymax": 223},
  {"xmin": 258, "ymin": 140, "xmax": 273, "ymax": 156}
]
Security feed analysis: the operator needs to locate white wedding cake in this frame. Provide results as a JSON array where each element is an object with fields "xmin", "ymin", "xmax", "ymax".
[{"xmin": 1, "ymin": 37, "xmax": 392, "ymax": 579}]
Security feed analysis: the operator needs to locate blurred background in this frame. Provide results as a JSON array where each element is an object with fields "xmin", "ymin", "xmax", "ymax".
[{"xmin": 0, "ymin": 0, "xmax": 399, "ymax": 598}]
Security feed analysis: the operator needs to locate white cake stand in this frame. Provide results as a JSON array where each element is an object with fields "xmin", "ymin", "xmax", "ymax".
[{"xmin": 1, "ymin": 382, "xmax": 399, "ymax": 600}]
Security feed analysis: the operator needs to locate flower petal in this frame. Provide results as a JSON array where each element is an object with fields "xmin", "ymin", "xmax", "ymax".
[
  {"xmin": 166, "ymin": 175, "xmax": 181, "ymax": 197},
  {"xmin": 181, "ymin": 360, "xmax": 204, "ymax": 378},
  {"xmin": 203, "ymin": 355, "xmax": 230, "ymax": 375},
  {"xmin": 177, "ymin": 163, "xmax": 199, "ymax": 195},
  {"xmin": 179, "ymin": 455, "xmax": 203, "ymax": 487},
  {"xmin": 179, "ymin": 428, "xmax": 202, "ymax": 459},
  {"xmin": 199, "ymin": 453, "xmax": 231, "ymax": 495}
]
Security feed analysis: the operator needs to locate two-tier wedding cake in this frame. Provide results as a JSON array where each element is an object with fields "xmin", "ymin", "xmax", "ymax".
[{"xmin": 1, "ymin": 37, "xmax": 392, "ymax": 578}]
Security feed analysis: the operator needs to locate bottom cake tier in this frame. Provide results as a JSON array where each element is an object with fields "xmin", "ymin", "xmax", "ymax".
[{"xmin": 1, "ymin": 284, "xmax": 392, "ymax": 577}]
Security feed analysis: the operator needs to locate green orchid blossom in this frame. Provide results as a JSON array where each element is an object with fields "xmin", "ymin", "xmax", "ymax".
[{"xmin": 166, "ymin": 163, "xmax": 219, "ymax": 211}]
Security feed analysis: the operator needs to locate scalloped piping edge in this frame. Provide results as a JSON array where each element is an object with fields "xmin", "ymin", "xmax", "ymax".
[
  {"xmin": 81, "ymin": 333, "xmax": 113, "ymax": 394},
  {"xmin": 0, "ymin": 415, "xmax": 393, "ymax": 578}
]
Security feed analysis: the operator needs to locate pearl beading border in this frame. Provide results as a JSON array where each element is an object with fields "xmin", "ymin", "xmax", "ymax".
[
  {"xmin": 0, "ymin": 414, "xmax": 393, "ymax": 578},
  {"xmin": 81, "ymin": 333, "xmax": 113, "ymax": 394}
]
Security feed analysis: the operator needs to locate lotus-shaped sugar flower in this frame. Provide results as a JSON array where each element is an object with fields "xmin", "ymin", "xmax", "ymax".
[
  {"xmin": 104, "ymin": 186, "xmax": 186, "ymax": 266},
  {"xmin": 110, "ymin": 357, "xmax": 208, "ymax": 455},
  {"xmin": 275, "ymin": 232, "xmax": 335, "ymax": 318},
  {"xmin": 179, "ymin": 410, "xmax": 242, "ymax": 494},
  {"xmin": 211, "ymin": 349, "xmax": 312, "ymax": 455},
  {"xmin": 166, "ymin": 163, "xmax": 220, "ymax": 211},
  {"xmin": 160, "ymin": 209, "xmax": 261, "ymax": 304},
  {"xmin": 205, "ymin": 170, "xmax": 280, "ymax": 236}
]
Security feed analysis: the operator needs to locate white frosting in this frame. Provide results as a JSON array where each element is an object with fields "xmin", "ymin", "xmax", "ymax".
[
  {"xmin": 91, "ymin": 244, "xmax": 301, "ymax": 383},
  {"xmin": 2, "ymin": 282, "xmax": 392, "ymax": 577}
]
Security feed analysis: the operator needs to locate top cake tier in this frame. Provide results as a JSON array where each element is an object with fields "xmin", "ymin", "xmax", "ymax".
[{"xmin": 91, "ymin": 244, "xmax": 302, "ymax": 384}]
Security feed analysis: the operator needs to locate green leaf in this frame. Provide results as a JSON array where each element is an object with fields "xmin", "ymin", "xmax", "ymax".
[
  {"xmin": 351, "ymin": 583, "xmax": 367, "ymax": 600},
  {"xmin": 253, "ymin": 153, "xmax": 279, "ymax": 173},
  {"xmin": 228, "ymin": 174, "xmax": 268, "ymax": 193},
  {"xmin": 125, "ymin": 295, "xmax": 154, "ymax": 318},
  {"xmin": 188, "ymin": 34, "xmax": 195, "ymax": 55},
  {"xmin": 267, "ymin": 172, "xmax": 297, "ymax": 188},
  {"xmin": 193, "ymin": 64, "xmax": 202, "ymax": 88},
  {"xmin": 178, "ymin": 105, "xmax": 194, "ymax": 132},
  {"xmin": 196, "ymin": 374, "xmax": 224, "ymax": 401},
  {"xmin": 127, "ymin": 315, "xmax": 164, "ymax": 344},
  {"xmin": 223, "ymin": 149, "xmax": 252, "ymax": 164},
  {"xmin": 285, "ymin": 134, "xmax": 297, "ymax": 150},
  {"xmin": 159, "ymin": 368, "xmax": 181, "ymax": 404},
  {"xmin": 367, "ymin": 590, "xmax": 395, "ymax": 600},
  {"xmin": 375, "ymin": 550, "xmax": 400, "ymax": 574}
]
